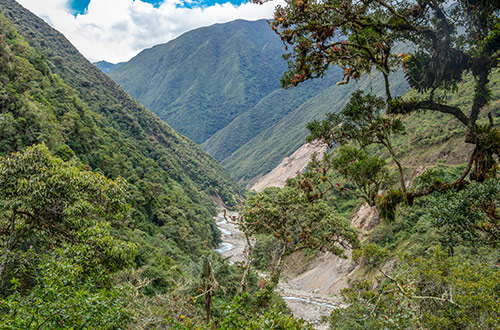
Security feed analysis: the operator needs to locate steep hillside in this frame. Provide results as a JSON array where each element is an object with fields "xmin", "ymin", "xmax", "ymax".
[
  {"xmin": 224, "ymin": 70, "xmax": 408, "ymax": 182},
  {"xmin": 106, "ymin": 20, "xmax": 344, "ymax": 179},
  {"xmin": 243, "ymin": 69, "xmax": 500, "ymax": 326},
  {"xmin": 250, "ymin": 143, "xmax": 327, "ymax": 192},
  {"xmin": 0, "ymin": 0, "xmax": 241, "ymax": 203},
  {"xmin": 201, "ymin": 72, "xmax": 341, "ymax": 162},
  {"xmin": 108, "ymin": 21, "xmax": 410, "ymax": 183},
  {"xmin": 110, "ymin": 19, "xmax": 288, "ymax": 145},
  {"xmin": 0, "ymin": 0, "xmax": 243, "ymax": 293}
]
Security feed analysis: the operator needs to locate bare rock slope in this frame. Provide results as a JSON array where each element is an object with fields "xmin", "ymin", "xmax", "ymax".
[{"xmin": 250, "ymin": 143, "xmax": 327, "ymax": 192}]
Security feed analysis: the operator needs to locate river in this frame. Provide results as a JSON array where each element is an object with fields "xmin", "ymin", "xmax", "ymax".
[{"xmin": 214, "ymin": 213, "xmax": 339, "ymax": 329}]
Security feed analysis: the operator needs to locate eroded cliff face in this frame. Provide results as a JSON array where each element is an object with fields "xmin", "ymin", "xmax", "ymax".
[
  {"xmin": 282, "ymin": 203, "xmax": 379, "ymax": 293},
  {"xmin": 244, "ymin": 129, "xmax": 471, "ymax": 327},
  {"xmin": 276, "ymin": 203, "xmax": 379, "ymax": 329},
  {"xmin": 249, "ymin": 142, "xmax": 380, "ymax": 298},
  {"xmin": 249, "ymin": 143, "xmax": 327, "ymax": 192}
]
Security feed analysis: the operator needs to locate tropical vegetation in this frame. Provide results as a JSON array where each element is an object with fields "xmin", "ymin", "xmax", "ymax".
[{"xmin": 1, "ymin": 0, "xmax": 499, "ymax": 328}]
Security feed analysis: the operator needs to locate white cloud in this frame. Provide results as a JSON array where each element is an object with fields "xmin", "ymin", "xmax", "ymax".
[{"xmin": 16, "ymin": 0, "xmax": 282, "ymax": 63}]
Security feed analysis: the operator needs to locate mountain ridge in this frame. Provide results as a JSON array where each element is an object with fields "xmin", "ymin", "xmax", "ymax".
[
  {"xmin": 110, "ymin": 19, "xmax": 287, "ymax": 145},
  {"xmin": 0, "ymin": 0, "xmax": 241, "ymax": 204},
  {"xmin": 94, "ymin": 60, "xmax": 124, "ymax": 73},
  {"xmin": 107, "ymin": 19, "xmax": 409, "ymax": 183},
  {"xmin": 0, "ymin": 0, "xmax": 244, "ymax": 283}
]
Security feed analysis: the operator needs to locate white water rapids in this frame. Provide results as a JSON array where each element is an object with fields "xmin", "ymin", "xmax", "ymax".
[{"xmin": 214, "ymin": 242, "xmax": 235, "ymax": 253}]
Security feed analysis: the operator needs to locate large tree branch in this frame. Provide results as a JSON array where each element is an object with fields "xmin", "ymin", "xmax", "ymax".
[{"xmin": 390, "ymin": 100, "xmax": 469, "ymax": 126}]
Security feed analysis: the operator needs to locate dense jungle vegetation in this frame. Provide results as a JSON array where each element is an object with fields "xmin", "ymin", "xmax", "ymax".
[
  {"xmin": 0, "ymin": 1, "xmax": 267, "ymax": 328},
  {"xmin": 1, "ymin": 0, "xmax": 500, "ymax": 329}
]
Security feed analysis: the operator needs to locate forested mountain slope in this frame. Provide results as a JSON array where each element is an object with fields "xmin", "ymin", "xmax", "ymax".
[
  {"xmin": 110, "ymin": 19, "xmax": 289, "ymax": 145},
  {"xmin": 108, "ymin": 20, "xmax": 410, "ymax": 183},
  {"xmin": 0, "ymin": 0, "xmax": 243, "ymax": 295},
  {"xmin": 107, "ymin": 20, "xmax": 343, "ymax": 176},
  {"xmin": 0, "ymin": 0, "xmax": 241, "ymax": 204},
  {"xmin": 201, "ymin": 72, "xmax": 341, "ymax": 162},
  {"xmin": 225, "ymin": 70, "xmax": 409, "ymax": 182}
]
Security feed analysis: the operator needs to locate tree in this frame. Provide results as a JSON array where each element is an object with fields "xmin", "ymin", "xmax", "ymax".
[
  {"xmin": 330, "ymin": 247, "xmax": 500, "ymax": 329},
  {"xmin": 432, "ymin": 176, "xmax": 500, "ymax": 249},
  {"xmin": 268, "ymin": 0, "xmax": 500, "ymax": 217},
  {"xmin": 0, "ymin": 144, "xmax": 136, "ymax": 328},
  {"xmin": 241, "ymin": 185, "xmax": 359, "ymax": 285},
  {"xmin": 260, "ymin": 2, "xmax": 500, "ymax": 326},
  {"xmin": 307, "ymin": 90, "xmax": 404, "ymax": 204}
]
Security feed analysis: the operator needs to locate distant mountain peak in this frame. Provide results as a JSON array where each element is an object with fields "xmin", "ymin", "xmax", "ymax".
[{"xmin": 94, "ymin": 60, "xmax": 125, "ymax": 74}]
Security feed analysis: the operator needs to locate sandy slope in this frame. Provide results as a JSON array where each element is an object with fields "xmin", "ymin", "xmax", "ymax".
[
  {"xmin": 217, "ymin": 143, "xmax": 380, "ymax": 328},
  {"xmin": 214, "ymin": 212, "xmax": 348, "ymax": 329},
  {"xmin": 249, "ymin": 143, "xmax": 327, "ymax": 192}
]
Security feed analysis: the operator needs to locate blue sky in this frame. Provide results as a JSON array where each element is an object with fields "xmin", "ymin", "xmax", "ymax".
[
  {"xmin": 70, "ymin": 0, "xmax": 162, "ymax": 14},
  {"xmin": 19, "ymin": 0, "xmax": 280, "ymax": 62},
  {"xmin": 69, "ymin": 0, "xmax": 249, "ymax": 14}
]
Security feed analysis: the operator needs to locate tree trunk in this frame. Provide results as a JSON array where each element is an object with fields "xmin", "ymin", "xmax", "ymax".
[
  {"xmin": 238, "ymin": 229, "xmax": 254, "ymax": 296},
  {"xmin": 384, "ymin": 139, "xmax": 407, "ymax": 198},
  {"xmin": 205, "ymin": 288, "xmax": 212, "ymax": 324},
  {"xmin": 270, "ymin": 245, "xmax": 286, "ymax": 286},
  {"xmin": 470, "ymin": 145, "xmax": 493, "ymax": 182},
  {"xmin": 0, "ymin": 218, "xmax": 16, "ymax": 288}
]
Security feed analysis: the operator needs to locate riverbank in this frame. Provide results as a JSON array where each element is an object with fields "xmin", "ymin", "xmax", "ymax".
[{"xmin": 214, "ymin": 213, "xmax": 339, "ymax": 329}]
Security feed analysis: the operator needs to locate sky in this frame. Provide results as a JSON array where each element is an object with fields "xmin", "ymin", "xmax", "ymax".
[{"xmin": 17, "ymin": 0, "xmax": 282, "ymax": 63}]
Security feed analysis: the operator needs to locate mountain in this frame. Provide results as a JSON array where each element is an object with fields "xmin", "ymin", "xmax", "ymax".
[
  {"xmin": 108, "ymin": 20, "xmax": 409, "ymax": 183},
  {"xmin": 201, "ymin": 72, "xmax": 342, "ymax": 163},
  {"xmin": 94, "ymin": 60, "xmax": 124, "ymax": 73},
  {"xmin": 0, "ymin": 0, "xmax": 243, "ymax": 292},
  {"xmin": 110, "ymin": 19, "xmax": 288, "ymax": 145},
  {"xmin": 224, "ymin": 70, "xmax": 409, "ymax": 182}
]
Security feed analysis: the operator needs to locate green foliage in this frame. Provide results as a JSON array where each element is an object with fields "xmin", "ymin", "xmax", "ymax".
[
  {"xmin": 307, "ymin": 90, "xmax": 405, "ymax": 148},
  {"xmin": 369, "ymin": 165, "xmax": 462, "ymax": 252},
  {"xmin": 334, "ymin": 163, "xmax": 500, "ymax": 328},
  {"xmin": 352, "ymin": 243, "xmax": 389, "ymax": 269},
  {"xmin": 270, "ymin": 0, "xmax": 500, "ymax": 201},
  {"xmin": 242, "ymin": 184, "xmax": 359, "ymax": 283},
  {"xmin": 217, "ymin": 303, "xmax": 314, "ymax": 330},
  {"xmin": 330, "ymin": 147, "xmax": 389, "ymax": 206},
  {"xmin": 251, "ymin": 234, "xmax": 280, "ymax": 271},
  {"xmin": 222, "ymin": 67, "xmax": 408, "ymax": 182},
  {"xmin": 0, "ymin": 144, "xmax": 135, "ymax": 286},
  {"xmin": 254, "ymin": 1, "xmax": 500, "ymax": 328},
  {"xmin": 306, "ymin": 89, "xmax": 407, "ymax": 211},
  {"xmin": 271, "ymin": 0, "xmax": 500, "ymax": 95},
  {"xmin": 331, "ymin": 248, "xmax": 500, "ymax": 330},
  {"xmin": 0, "ymin": 6, "xmax": 243, "ymax": 296},
  {"xmin": 108, "ymin": 18, "xmax": 348, "ymax": 181},
  {"xmin": 432, "ymin": 177, "xmax": 500, "ymax": 248},
  {"xmin": 0, "ymin": 144, "xmax": 135, "ymax": 329},
  {"xmin": 377, "ymin": 189, "xmax": 405, "ymax": 223},
  {"xmin": 166, "ymin": 295, "xmax": 314, "ymax": 330},
  {"xmin": 54, "ymin": 144, "xmax": 75, "ymax": 161},
  {"xmin": 0, "ymin": 252, "xmax": 130, "ymax": 329}
]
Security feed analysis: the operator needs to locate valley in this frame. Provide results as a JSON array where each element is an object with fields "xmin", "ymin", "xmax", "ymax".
[
  {"xmin": 1, "ymin": 0, "xmax": 500, "ymax": 329},
  {"xmin": 105, "ymin": 19, "xmax": 409, "ymax": 184}
]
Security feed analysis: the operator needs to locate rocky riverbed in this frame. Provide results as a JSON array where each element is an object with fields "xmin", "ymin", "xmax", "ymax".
[{"xmin": 214, "ymin": 213, "xmax": 340, "ymax": 329}]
